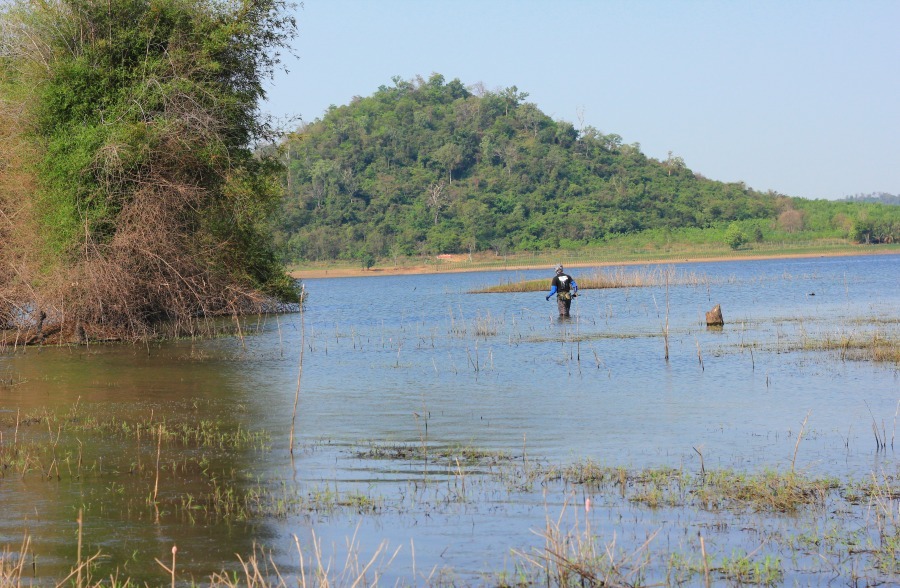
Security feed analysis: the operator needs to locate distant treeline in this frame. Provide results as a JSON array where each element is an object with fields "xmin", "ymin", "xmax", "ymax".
[
  {"xmin": 273, "ymin": 74, "xmax": 900, "ymax": 262},
  {"xmin": 839, "ymin": 193, "xmax": 899, "ymax": 206}
]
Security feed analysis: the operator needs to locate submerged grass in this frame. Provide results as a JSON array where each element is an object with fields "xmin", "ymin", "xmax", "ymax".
[
  {"xmin": 4, "ymin": 402, "xmax": 900, "ymax": 585},
  {"xmin": 541, "ymin": 460, "xmax": 841, "ymax": 513},
  {"xmin": 3, "ymin": 443, "xmax": 900, "ymax": 585},
  {"xmin": 355, "ymin": 441, "xmax": 513, "ymax": 467},
  {"xmin": 803, "ymin": 332, "xmax": 900, "ymax": 364}
]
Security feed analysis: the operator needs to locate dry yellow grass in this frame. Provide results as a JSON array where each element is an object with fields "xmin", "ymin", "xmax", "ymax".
[{"xmin": 472, "ymin": 266, "xmax": 711, "ymax": 293}]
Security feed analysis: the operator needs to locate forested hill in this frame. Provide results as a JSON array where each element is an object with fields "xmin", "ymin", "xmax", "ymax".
[{"xmin": 273, "ymin": 74, "xmax": 890, "ymax": 262}]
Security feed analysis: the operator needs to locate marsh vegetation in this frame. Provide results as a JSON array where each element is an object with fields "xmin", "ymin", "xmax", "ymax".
[{"xmin": 1, "ymin": 255, "xmax": 899, "ymax": 585}]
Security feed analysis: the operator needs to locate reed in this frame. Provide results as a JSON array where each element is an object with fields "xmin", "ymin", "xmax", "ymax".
[
  {"xmin": 154, "ymin": 546, "xmax": 177, "ymax": 588},
  {"xmin": 290, "ymin": 295, "xmax": 305, "ymax": 455},
  {"xmin": 472, "ymin": 266, "xmax": 711, "ymax": 293},
  {"xmin": 512, "ymin": 498, "xmax": 658, "ymax": 587},
  {"xmin": 2, "ymin": 455, "xmax": 900, "ymax": 585},
  {"xmin": 0, "ymin": 537, "xmax": 28, "ymax": 586},
  {"xmin": 663, "ymin": 268, "xmax": 670, "ymax": 361},
  {"xmin": 472, "ymin": 312, "xmax": 500, "ymax": 337},
  {"xmin": 799, "ymin": 332, "xmax": 899, "ymax": 364},
  {"xmin": 791, "ymin": 410, "xmax": 810, "ymax": 474}
]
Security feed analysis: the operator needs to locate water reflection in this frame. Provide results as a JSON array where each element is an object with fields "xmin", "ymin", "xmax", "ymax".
[{"xmin": 1, "ymin": 254, "xmax": 898, "ymax": 583}]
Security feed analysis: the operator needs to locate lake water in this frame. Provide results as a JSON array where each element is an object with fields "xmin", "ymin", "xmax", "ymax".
[{"xmin": 1, "ymin": 254, "xmax": 898, "ymax": 585}]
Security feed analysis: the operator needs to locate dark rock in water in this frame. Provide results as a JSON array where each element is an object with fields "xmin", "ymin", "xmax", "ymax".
[{"xmin": 706, "ymin": 304, "xmax": 724, "ymax": 326}]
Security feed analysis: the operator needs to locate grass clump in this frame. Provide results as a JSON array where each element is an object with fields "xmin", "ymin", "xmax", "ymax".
[
  {"xmin": 544, "ymin": 460, "xmax": 841, "ymax": 514},
  {"xmin": 695, "ymin": 469, "xmax": 839, "ymax": 513},
  {"xmin": 354, "ymin": 441, "xmax": 513, "ymax": 467},
  {"xmin": 472, "ymin": 266, "xmax": 711, "ymax": 293}
]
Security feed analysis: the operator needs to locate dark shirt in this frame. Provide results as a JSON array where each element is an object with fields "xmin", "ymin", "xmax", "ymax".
[{"xmin": 551, "ymin": 273, "xmax": 574, "ymax": 292}]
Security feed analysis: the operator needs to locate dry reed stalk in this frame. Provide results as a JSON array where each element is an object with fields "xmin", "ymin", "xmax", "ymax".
[
  {"xmin": 865, "ymin": 401, "xmax": 886, "ymax": 451},
  {"xmin": 292, "ymin": 534, "xmax": 307, "ymax": 588},
  {"xmin": 55, "ymin": 511, "xmax": 102, "ymax": 588},
  {"xmin": 664, "ymin": 270, "xmax": 670, "ymax": 361},
  {"xmin": 522, "ymin": 434, "xmax": 528, "ymax": 476},
  {"xmin": 414, "ymin": 404, "xmax": 429, "ymax": 475},
  {"xmin": 693, "ymin": 446, "xmax": 705, "ymax": 476},
  {"xmin": 290, "ymin": 298, "xmax": 305, "ymax": 455},
  {"xmin": 0, "ymin": 536, "xmax": 30, "ymax": 585},
  {"xmin": 893, "ymin": 399, "xmax": 900, "ymax": 450},
  {"xmin": 76, "ymin": 510, "xmax": 83, "ymax": 588},
  {"xmin": 154, "ymin": 546, "xmax": 177, "ymax": 588},
  {"xmin": 514, "ymin": 497, "xmax": 659, "ymax": 586},
  {"xmin": 154, "ymin": 424, "xmax": 162, "ymax": 503},
  {"xmin": 700, "ymin": 534, "xmax": 710, "ymax": 587},
  {"xmin": 791, "ymin": 410, "xmax": 810, "ymax": 474},
  {"xmin": 276, "ymin": 313, "xmax": 283, "ymax": 358}
]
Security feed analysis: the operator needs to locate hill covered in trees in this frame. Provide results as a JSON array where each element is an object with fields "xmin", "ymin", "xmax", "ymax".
[{"xmin": 274, "ymin": 74, "xmax": 899, "ymax": 263}]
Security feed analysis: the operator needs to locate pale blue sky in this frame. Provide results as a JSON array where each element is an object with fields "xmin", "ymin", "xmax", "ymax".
[{"xmin": 263, "ymin": 0, "xmax": 899, "ymax": 201}]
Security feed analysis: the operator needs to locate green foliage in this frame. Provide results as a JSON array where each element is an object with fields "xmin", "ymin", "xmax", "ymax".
[
  {"xmin": 0, "ymin": 0, "xmax": 300, "ymax": 340},
  {"xmin": 724, "ymin": 223, "xmax": 748, "ymax": 250},
  {"xmin": 273, "ymin": 75, "xmax": 900, "ymax": 263},
  {"xmin": 2, "ymin": 0, "xmax": 299, "ymax": 310}
]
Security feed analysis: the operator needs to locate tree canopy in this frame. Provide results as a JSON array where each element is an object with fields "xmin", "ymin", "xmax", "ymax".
[{"xmin": 274, "ymin": 74, "xmax": 899, "ymax": 262}]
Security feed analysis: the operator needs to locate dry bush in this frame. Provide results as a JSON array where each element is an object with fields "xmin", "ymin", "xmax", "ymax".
[{"xmin": 0, "ymin": 63, "xmax": 289, "ymax": 346}]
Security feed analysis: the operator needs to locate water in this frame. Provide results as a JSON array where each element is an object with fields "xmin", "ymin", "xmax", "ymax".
[{"xmin": 1, "ymin": 254, "xmax": 898, "ymax": 584}]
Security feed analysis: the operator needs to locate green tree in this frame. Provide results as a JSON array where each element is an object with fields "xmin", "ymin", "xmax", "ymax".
[
  {"xmin": 432, "ymin": 143, "xmax": 464, "ymax": 184},
  {"xmin": 725, "ymin": 223, "xmax": 748, "ymax": 250},
  {"xmin": 0, "ymin": 0, "xmax": 299, "ymax": 340}
]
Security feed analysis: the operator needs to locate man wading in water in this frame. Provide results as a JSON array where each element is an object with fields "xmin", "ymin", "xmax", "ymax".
[{"xmin": 545, "ymin": 265, "xmax": 578, "ymax": 317}]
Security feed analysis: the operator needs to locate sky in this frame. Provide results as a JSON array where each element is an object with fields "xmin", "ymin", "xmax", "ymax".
[{"xmin": 262, "ymin": 0, "xmax": 900, "ymax": 201}]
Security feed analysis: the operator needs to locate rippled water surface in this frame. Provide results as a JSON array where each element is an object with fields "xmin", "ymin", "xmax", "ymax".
[{"xmin": 1, "ymin": 254, "xmax": 898, "ymax": 584}]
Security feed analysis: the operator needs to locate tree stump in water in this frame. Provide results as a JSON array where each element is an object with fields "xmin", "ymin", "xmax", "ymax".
[{"xmin": 705, "ymin": 304, "xmax": 724, "ymax": 326}]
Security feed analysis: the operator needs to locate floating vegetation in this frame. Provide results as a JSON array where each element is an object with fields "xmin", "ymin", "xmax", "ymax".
[
  {"xmin": 354, "ymin": 441, "xmax": 514, "ymax": 467},
  {"xmin": 472, "ymin": 266, "xmax": 713, "ymax": 293},
  {"xmin": 4, "ymin": 421, "xmax": 900, "ymax": 585},
  {"xmin": 540, "ymin": 460, "xmax": 842, "ymax": 514},
  {"xmin": 809, "ymin": 333, "xmax": 900, "ymax": 364}
]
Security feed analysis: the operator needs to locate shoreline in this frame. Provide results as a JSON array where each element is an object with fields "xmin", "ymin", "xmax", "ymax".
[{"xmin": 289, "ymin": 247, "xmax": 900, "ymax": 280}]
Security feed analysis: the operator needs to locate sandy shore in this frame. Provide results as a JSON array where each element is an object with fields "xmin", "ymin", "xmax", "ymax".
[{"xmin": 289, "ymin": 248, "xmax": 899, "ymax": 279}]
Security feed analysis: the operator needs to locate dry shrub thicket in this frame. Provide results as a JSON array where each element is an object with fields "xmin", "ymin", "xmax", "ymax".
[{"xmin": 0, "ymin": 0, "xmax": 298, "ymax": 345}]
